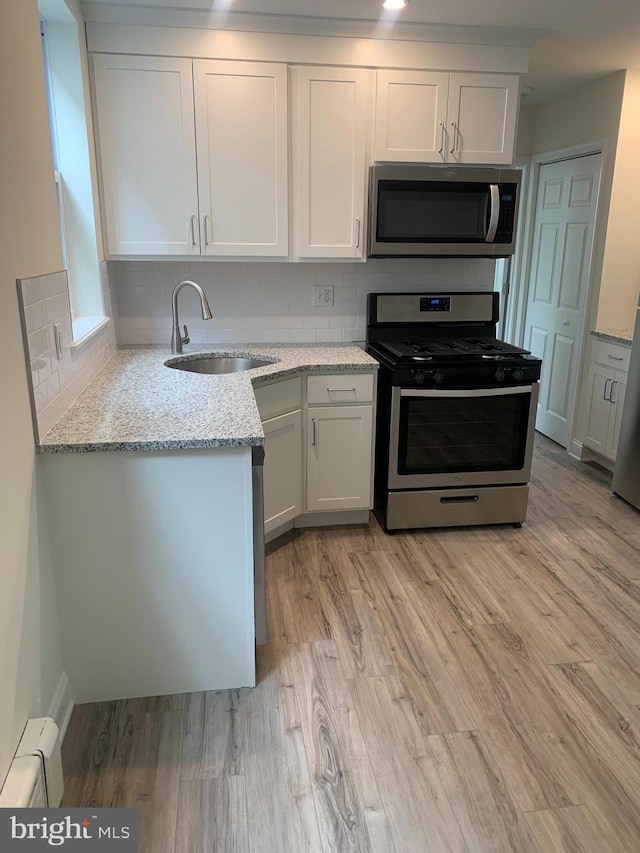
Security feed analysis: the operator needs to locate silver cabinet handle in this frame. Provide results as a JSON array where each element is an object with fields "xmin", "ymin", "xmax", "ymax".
[
  {"xmin": 450, "ymin": 121, "xmax": 459, "ymax": 154},
  {"xmin": 311, "ymin": 418, "xmax": 317, "ymax": 446},
  {"xmin": 327, "ymin": 387, "xmax": 356, "ymax": 393},
  {"xmin": 190, "ymin": 214, "xmax": 197, "ymax": 247},
  {"xmin": 610, "ymin": 380, "xmax": 619, "ymax": 404},
  {"xmin": 604, "ymin": 378, "xmax": 612, "ymax": 401},
  {"xmin": 438, "ymin": 120, "xmax": 445, "ymax": 155},
  {"xmin": 203, "ymin": 214, "xmax": 210, "ymax": 247},
  {"xmin": 607, "ymin": 354, "xmax": 624, "ymax": 361},
  {"xmin": 355, "ymin": 218, "xmax": 361, "ymax": 248}
]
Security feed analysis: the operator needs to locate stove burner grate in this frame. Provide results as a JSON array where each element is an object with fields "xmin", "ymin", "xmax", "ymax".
[{"xmin": 382, "ymin": 338, "xmax": 531, "ymax": 362}]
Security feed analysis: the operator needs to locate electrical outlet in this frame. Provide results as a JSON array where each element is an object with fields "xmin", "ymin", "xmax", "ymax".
[{"xmin": 313, "ymin": 285, "xmax": 334, "ymax": 307}]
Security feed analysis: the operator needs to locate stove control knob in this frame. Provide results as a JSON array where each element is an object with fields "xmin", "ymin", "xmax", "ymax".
[
  {"xmin": 433, "ymin": 370, "xmax": 445, "ymax": 385},
  {"xmin": 494, "ymin": 368, "xmax": 507, "ymax": 382},
  {"xmin": 512, "ymin": 368, "xmax": 525, "ymax": 382},
  {"xmin": 414, "ymin": 371, "xmax": 426, "ymax": 385}
]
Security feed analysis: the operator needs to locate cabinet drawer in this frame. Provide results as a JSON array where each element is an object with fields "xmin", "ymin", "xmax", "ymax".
[
  {"xmin": 254, "ymin": 376, "xmax": 301, "ymax": 421},
  {"xmin": 591, "ymin": 338, "xmax": 631, "ymax": 373},
  {"xmin": 307, "ymin": 373, "xmax": 374, "ymax": 405}
]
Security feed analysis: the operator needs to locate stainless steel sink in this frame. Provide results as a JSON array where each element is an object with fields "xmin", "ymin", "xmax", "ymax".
[{"xmin": 165, "ymin": 355, "xmax": 277, "ymax": 374}]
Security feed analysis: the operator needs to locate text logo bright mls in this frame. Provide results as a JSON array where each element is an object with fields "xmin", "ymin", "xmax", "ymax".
[{"xmin": 0, "ymin": 808, "xmax": 138, "ymax": 851}]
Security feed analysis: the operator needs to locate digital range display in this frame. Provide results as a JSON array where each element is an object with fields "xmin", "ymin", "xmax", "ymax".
[{"xmin": 420, "ymin": 297, "xmax": 451, "ymax": 312}]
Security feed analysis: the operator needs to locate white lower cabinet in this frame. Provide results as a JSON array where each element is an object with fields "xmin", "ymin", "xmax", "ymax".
[
  {"xmin": 256, "ymin": 370, "xmax": 376, "ymax": 533},
  {"xmin": 306, "ymin": 403, "xmax": 374, "ymax": 512},
  {"xmin": 583, "ymin": 340, "xmax": 630, "ymax": 462},
  {"xmin": 262, "ymin": 409, "xmax": 302, "ymax": 534},
  {"xmin": 305, "ymin": 371, "xmax": 375, "ymax": 513}
]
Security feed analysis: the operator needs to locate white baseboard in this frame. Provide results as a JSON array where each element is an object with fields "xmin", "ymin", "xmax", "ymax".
[
  {"xmin": 568, "ymin": 438, "xmax": 590, "ymax": 460},
  {"xmin": 265, "ymin": 519, "xmax": 295, "ymax": 544},
  {"xmin": 47, "ymin": 671, "xmax": 74, "ymax": 743},
  {"xmin": 295, "ymin": 509, "xmax": 370, "ymax": 528},
  {"xmin": 266, "ymin": 509, "xmax": 372, "ymax": 543}
]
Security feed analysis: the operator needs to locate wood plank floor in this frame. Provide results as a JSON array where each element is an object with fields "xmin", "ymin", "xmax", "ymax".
[{"xmin": 61, "ymin": 434, "xmax": 640, "ymax": 852}]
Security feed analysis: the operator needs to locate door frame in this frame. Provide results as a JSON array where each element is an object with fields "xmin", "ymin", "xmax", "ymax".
[
  {"xmin": 500, "ymin": 155, "xmax": 530, "ymax": 343},
  {"xmin": 513, "ymin": 140, "xmax": 606, "ymax": 453}
]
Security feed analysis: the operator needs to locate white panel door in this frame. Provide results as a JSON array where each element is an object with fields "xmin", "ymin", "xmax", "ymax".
[
  {"xmin": 92, "ymin": 55, "xmax": 199, "ymax": 256},
  {"xmin": 447, "ymin": 73, "xmax": 520, "ymax": 165},
  {"xmin": 374, "ymin": 70, "xmax": 449, "ymax": 163},
  {"xmin": 262, "ymin": 409, "xmax": 302, "ymax": 534},
  {"xmin": 307, "ymin": 406, "xmax": 373, "ymax": 511},
  {"xmin": 194, "ymin": 60, "xmax": 288, "ymax": 257},
  {"xmin": 293, "ymin": 66, "xmax": 372, "ymax": 258},
  {"xmin": 523, "ymin": 153, "xmax": 602, "ymax": 447}
]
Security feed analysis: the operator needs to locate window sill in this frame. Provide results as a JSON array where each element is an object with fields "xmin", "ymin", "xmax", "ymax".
[{"xmin": 71, "ymin": 316, "xmax": 112, "ymax": 350}]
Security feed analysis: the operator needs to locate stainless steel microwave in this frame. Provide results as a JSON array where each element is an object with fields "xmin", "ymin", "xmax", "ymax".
[{"xmin": 368, "ymin": 164, "xmax": 521, "ymax": 258}]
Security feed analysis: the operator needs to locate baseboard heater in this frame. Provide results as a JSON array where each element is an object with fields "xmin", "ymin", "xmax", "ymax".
[{"xmin": 0, "ymin": 718, "xmax": 64, "ymax": 808}]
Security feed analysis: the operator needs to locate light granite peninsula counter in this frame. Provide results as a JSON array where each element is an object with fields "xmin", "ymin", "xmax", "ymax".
[
  {"xmin": 38, "ymin": 344, "xmax": 378, "ymax": 704},
  {"xmin": 39, "ymin": 344, "xmax": 377, "ymax": 453}
]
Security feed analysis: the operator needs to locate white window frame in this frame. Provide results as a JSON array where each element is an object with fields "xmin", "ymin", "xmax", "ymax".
[{"xmin": 40, "ymin": 7, "xmax": 108, "ymax": 345}]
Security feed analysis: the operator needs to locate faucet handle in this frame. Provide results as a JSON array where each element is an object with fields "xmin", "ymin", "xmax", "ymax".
[{"xmin": 182, "ymin": 324, "xmax": 190, "ymax": 345}]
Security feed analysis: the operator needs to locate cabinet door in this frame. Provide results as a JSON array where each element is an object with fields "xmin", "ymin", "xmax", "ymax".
[
  {"xmin": 307, "ymin": 405, "xmax": 373, "ymax": 512},
  {"xmin": 374, "ymin": 70, "xmax": 449, "ymax": 163},
  {"xmin": 293, "ymin": 67, "xmax": 372, "ymax": 259},
  {"xmin": 583, "ymin": 362, "xmax": 615, "ymax": 455},
  {"xmin": 92, "ymin": 55, "xmax": 199, "ymax": 256},
  {"xmin": 607, "ymin": 371, "xmax": 628, "ymax": 461},
  {"xmin": 447, "ymin": 73, "xmax": 520, "ymax": 165},
  {"xmin": 194, "ymin": 60, "xmax": 288, "ymax": 257},
  {"xmin": 263, "ymin": 410, "xmax": 302, "ymax": 534}
]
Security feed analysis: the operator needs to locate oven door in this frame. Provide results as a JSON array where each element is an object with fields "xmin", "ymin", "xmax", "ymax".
[{"xmin": 388, "ymin": 384, "xmax": 538, "ymax": 489}]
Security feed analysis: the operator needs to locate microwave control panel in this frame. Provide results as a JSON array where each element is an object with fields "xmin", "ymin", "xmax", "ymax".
[{"xmin": 495, "ymin": 184, "xmax": 518, "ymax": 243}]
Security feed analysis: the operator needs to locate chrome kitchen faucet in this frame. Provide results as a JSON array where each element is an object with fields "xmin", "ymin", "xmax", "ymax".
[{"xmin": 170, "ymin": 280, "xmax": 213, "ymax": 354}]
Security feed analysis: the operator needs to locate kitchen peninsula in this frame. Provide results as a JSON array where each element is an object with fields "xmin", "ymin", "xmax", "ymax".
[{"xmin": 38, "ymin": 344, "xmax": 378, "ymax": 703}]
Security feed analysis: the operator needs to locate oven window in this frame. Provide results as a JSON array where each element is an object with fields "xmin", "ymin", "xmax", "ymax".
[
  {"xmin": 397, "ymin": 393, "xmax": 531, "ymax": 474},
  {"xmin": 376, "ymin": 180, "xmax": 489, "ymax": 243}
]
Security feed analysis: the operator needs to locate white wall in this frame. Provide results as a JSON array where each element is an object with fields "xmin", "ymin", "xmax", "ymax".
[
  {"xmin": 514, "ymin": 103, "xmax": 536, "ymax": 158},
  {"xmin": 597, "ymin": 70, "xmax": 640, "ymax": 330},
  {"xmin": 110, "ymin": 258, "xmax": 497, "ymax": 345},
  {"xmin": 0, "ymin": 0, "xmax": 66, "ymax": 786}
]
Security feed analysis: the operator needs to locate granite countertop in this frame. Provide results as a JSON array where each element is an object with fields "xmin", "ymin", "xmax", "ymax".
[
  {"xmin": 590, "ymin": 328, "xmax": 634, "ymax": 346},
  {"xmin": 38, "ymin": 344, "xmax": 379, "ymax": 454}
]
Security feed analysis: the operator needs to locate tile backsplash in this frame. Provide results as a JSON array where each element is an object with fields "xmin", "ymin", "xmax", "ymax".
[
  {"xmin": 109, "ymin": 258, "xmax": 497, "ymax": 346},
  {"xmin": 18, "ymin": 263, "xmax": 117, "ymax": 441}
]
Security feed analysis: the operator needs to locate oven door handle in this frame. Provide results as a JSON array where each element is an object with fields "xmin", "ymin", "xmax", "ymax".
[
  {"xmin": 486, "ymin": 184, "xmax": 500, "ymax": 242},
  {"xmin": 400, "ymin": 385, "xmax": 533, "ymax": 398}
]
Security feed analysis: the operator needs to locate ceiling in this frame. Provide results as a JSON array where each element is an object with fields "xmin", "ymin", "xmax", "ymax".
[{"xmin": 80, "ymin": 0, "xmax": 640, "ymax": 103}]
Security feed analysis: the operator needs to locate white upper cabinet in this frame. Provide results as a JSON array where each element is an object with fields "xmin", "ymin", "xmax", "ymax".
[
  {"xmin": 374, "ymin": 70, "xmax": 449, "ymax": 163},
  {"xmin": 193, "ymin": 60, "xmax": 288, "ymax": 257},
  {"xmin": 93, "ymin": 55, "xmax": 287, "ymax": 258},
  {"xmin": 292, "ymin": 66, "xmax": 373, "ymax": 259},
  {"xmin": 447, "ymin": 73, "xmax": 520, "ymax": 165},
  {"xmin": 375, "ymin": 70, "xmax": 520, "ymax": 165},
  {"xmin": 92, "ymin": 55, "xmax": 199, "ymax": 256}
]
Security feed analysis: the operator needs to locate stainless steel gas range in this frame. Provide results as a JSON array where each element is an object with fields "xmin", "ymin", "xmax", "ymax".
[{"xmin": 366, "ymin": 292, "xmax": 542, "ymax": 532}]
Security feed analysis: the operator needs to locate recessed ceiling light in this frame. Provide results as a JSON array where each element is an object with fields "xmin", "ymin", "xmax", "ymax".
[{"xmin": 382, "ymin": 0, "xmax": 408, "ymax": 10}]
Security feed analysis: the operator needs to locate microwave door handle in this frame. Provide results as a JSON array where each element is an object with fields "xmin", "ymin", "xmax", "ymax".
[{"xmin": 486, "ymin": 184, "xmax": 500, "ymax": 242}]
